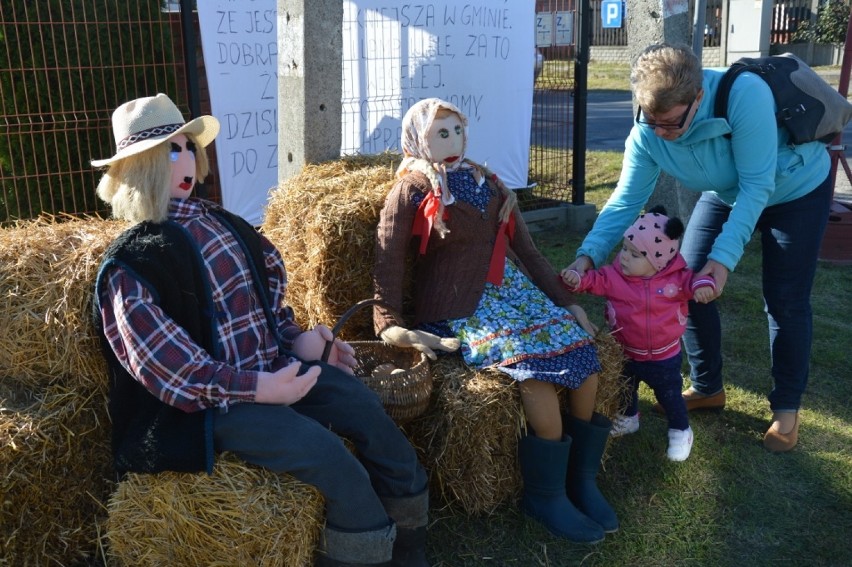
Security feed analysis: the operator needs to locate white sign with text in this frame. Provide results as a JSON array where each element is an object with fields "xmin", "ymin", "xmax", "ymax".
[
  {"xmin": 198, "ymin": 2, "xmax": 278, "ymax": 226},
  {"xmin": 342, "ymin": 2, "xmax": 535, "ymax": 189}
]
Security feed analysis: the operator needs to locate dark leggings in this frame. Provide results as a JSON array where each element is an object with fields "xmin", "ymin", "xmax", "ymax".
[{"xmin": 622, "ymin": 353, "xmax": 689, "ymax": 431}]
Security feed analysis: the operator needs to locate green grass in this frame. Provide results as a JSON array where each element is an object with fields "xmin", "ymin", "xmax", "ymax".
[{"xmin": 424, "ymin": 154, "xmax": 852, "ymax": 566}]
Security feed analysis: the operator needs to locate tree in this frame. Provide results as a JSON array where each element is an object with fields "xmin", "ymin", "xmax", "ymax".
[{"xmin": 792, "ymin": 0, "xmax": 850, "ymax": 44}]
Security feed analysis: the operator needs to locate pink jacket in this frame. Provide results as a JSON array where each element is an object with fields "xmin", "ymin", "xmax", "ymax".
[{"xmin": 570, "ymin": 253, "xmax": 716, "ymax": 362}]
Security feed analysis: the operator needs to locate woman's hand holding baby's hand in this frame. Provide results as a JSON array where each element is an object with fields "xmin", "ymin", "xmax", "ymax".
[
  {"xmin": 693, "ymin": 285, "xmax": 716, "ymax": 304},
  {"xmin": 560, "ymin": 268, "xmax": 581, "ymax": 288}
]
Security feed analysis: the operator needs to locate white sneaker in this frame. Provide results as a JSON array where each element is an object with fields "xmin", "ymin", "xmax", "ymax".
[
  {"xmin": 610, "ymin": 413, "xmax": 640, "ymax": 437},
  {"xmin": 667, "ymin": 427, "xmax": 694, "ymax": 461}
]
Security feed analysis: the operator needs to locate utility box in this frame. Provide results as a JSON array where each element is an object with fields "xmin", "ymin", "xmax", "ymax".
[{"xmin": 727, "ymin": 0, "xmax": 773, "ymax": 58}]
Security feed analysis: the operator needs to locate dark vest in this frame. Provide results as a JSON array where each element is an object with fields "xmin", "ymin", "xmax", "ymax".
[{"xmin": 92, "ymin": 206, "xmax": 275, "ymax": 474}]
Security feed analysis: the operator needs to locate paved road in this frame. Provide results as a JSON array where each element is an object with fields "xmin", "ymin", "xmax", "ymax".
[{"xmin": 532, "ymin": 89, "xmax": 852, "ymax": 198}]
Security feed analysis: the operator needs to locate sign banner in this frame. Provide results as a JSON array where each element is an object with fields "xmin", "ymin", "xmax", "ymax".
[
  {"xmin": 198, "ymin": 2, "xmax": 278, "ymax": 225},
  {"xmin": 342, "ymin": 2, "xmax": 536, "ymax": 189}
]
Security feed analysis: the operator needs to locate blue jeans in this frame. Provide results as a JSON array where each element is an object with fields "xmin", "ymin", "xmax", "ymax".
[
  {"xmin": 622, "ymin": 353, "xmax": 689, "ymax": 431},
  {"xmin": 679, "ymin": 174, "xmax": 832, "ymax": 411},
  {"xmin": 213, "ymin": 360, "xmax": 428, "ymax": 531}
]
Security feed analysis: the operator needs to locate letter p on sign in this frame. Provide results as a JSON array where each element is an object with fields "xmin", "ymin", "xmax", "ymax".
[{"xmin": 602, "ymin": 0, "xmax": 623, "ymax": 28}]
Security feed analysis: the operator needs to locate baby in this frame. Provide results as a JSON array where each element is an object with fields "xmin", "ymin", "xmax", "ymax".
[{"xmin": 561, "ymin": 206, "xmax": 715, "ymax": 461}]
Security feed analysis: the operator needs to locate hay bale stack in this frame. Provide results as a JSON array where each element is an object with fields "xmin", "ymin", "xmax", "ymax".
[
  {"xmin": 106, "ymin": 453, "xmax": 324, "ymax": 567},
  {"xmin": 0, "ymin": 216, "xmax": 126, "ymax": 565},
  {"xmin": 262, "ymin": 153, "xmax": 401, "ymax": 339},
  {"xmin": 590, "ymin": 330, "xmax": 627, "ymax": 421},
  {"xmin": 0, "ymin": 380, "xmax": 113, "ymax": 565},
  {"xmin": 405, "ymin": 357, "xmax": 523, "ymax": 514},
  {"xmin": 0, "ymin": 216, "xmax": 128, "ymax": 392}
]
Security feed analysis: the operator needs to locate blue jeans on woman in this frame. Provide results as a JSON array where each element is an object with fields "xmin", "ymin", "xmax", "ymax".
[{"xmin": 679, "ymin": 174, "xmax": 832, "ymax": 412}]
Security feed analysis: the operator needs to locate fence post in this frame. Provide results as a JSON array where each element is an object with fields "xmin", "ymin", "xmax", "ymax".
[
  {"xmin": 179, "ymin": 0, "xmax": 200, "ymax": 119},
  {"xmin": 573, "ymin": 0, "xmax": 591, "ymax": 206}
]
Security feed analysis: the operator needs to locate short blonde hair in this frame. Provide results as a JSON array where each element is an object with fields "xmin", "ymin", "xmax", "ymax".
[
  {"xmin": 96, "ymin": 134, "xmax": 210, "ymax": 224},
  {"xmin": 631, "ymin": 43, "xmax": 703, "ymax": 116}
]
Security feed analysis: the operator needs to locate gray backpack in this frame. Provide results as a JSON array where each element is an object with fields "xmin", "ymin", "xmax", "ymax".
[{"xmin": 714, "ymin": 52, "xmax": 852, "ymax": 145}]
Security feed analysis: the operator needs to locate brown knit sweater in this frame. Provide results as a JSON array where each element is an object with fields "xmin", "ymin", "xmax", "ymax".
[{"xmin": 372, "ymin": 170, "xmax": 578, "ymax": 335}]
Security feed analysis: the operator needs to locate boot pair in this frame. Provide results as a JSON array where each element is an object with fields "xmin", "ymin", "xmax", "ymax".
[{"xmin": 518, "ymin": 413, "xmax": 619, "ymax": 544}]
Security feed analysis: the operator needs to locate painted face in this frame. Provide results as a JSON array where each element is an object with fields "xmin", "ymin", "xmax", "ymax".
[
  {"xmin": 425, "ymin": 110, "xmax": 464, "ymax": 166},
  {"xmin": 168, "ymin": 134, "xmax": 198, "ymax": 199},
  {"xmin": 618, "ymin": 238, "xmax": 657, "ymax": 278}
]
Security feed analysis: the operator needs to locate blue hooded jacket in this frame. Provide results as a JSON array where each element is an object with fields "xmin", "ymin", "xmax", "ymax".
[{"xmin": 579, "ymin": 68, "xmax": 830, "ymax": 271}]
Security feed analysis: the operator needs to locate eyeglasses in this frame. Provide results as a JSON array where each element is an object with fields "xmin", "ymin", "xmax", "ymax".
[{"xmin": 636, "ymin": 99, "xmax": 695, "ymax": 131}]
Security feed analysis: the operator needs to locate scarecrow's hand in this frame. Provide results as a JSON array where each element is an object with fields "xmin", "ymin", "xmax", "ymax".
[
  {"xmin": 567, "ymin": 304, "xmax": 598, "ymax": 336},
  {"xmin": 380, "ymin": 325, "xmax": 460, "ymax": 360},
  {"xmin": 293, "ymin": 325, "xmax": 357, "ymax": 375},
  {"xmin": 256, "ymin": 359, "xmax": 320, "ymax": 405}
]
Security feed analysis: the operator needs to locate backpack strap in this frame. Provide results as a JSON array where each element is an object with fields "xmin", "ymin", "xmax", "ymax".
[{"xmin": 714, "ymin": 59, "xmax": 762, "ymax": 139}]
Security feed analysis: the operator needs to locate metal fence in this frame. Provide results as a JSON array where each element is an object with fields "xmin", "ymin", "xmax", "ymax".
[
  {"xmin": 0, "ymin": 1, "xmax": 220, "ymax": 223},
  {"xmin": 0, "ymin": 1, "xmax": 837, "ymax": 222}
]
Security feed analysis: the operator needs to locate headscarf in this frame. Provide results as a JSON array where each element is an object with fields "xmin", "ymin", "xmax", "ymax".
[{"xmin": 397, "ymin": 98, "xmax": 516, "ymax": 267}]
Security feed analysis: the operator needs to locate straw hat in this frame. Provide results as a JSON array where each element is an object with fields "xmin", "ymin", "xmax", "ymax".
[{"xmin": 91, "ymin": 93, "xmax": 219, "ymax": 167}]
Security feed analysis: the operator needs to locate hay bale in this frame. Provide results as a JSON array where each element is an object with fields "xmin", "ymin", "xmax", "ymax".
[
  {"xmin": 0, "ymin": 216, "xmax": 128, "ymax": 392},
  {"xmin": 0, "ymin": 379, "xmax": 113, "ymax": 566},
  {"xmin": 262, "ymin": 153, "xmax": 401, "ymax": 340},
  {"xmin": 405, "ymin": 356, "xmax": 523, "ymax": 514},
  {"xmin": 590, "ymin": 330, "xmax": 627, "ymax": 421},
  {"xmin": 106, "ymin": 453, "xmax": 324, "ymax": 567}
]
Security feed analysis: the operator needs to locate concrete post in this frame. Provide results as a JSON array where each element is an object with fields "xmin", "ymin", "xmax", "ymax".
[
  {"xmin": 277, "ymin": 0, "xmax": 343, "ymax": 184},
  {"xmin": 626, "ymin": 0, "xmax": 700, "ymax": 223}
]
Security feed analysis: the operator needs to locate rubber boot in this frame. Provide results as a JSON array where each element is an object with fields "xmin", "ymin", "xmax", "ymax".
[
  {"xmin": 564, "ymin": 413, "xmax": 619, "ymax": 533},
  {"xmin": 391, "ymin": 526, "xmax": 428, "ymax": 567},
  {"xmin": 518, "ymin": 434, "xmax": 605, "ymax": 544},
  {"xmin": 381, "ymin": 490, "xmax": 430, "ymax": 566},
  {"xmin": 314, "ymin": 522, "xmax": 396, "ymax": 566}
]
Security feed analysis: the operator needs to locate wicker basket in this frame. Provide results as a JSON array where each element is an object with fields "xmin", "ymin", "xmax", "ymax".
[{"xmin": 322, "ymin": 299, "xmax": 432, "ymax": 424}]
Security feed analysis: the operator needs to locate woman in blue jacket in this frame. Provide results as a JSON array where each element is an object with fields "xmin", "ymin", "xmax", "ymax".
[{"xmin": 566, "ymin": 43, "xmax": 832, "ymax": 452}]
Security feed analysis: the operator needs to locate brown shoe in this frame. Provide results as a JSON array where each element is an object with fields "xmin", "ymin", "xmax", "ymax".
[
  {"xmin": 652, "ymin": 387, "xmax": 726, "ymax": 414},
  {"xmin": 763, "ymin": 412, "xmax": 800, "ymax": 452}
]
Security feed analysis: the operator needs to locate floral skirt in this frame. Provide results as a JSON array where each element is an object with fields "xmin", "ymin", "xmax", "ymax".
[{"xmin": 422, "ymin": 262, "xmax": 601, "ymax": 389}]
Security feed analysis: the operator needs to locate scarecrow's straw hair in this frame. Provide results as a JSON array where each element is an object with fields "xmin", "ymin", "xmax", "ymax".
[
  {"xmin": 0, "ymin": 215, "xmax": 128, "ymax": 393},
  {"xmin": 106, "ymin": 452, "xmax": 324, "ymax": 567},
  {"xmin": 0, "ymin": 380, "xmax": 113, "ymax": 565}
]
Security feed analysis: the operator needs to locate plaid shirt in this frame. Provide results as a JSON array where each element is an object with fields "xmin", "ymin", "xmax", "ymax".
[{"xmin": 98, "ymin": 198, "xmax": 302, "ymax": 413}]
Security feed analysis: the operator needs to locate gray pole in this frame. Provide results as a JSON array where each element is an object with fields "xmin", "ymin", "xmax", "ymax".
[
  {"xmin": 277, "ymin": 0, "xmax": 343, "ymax": 184},
  {"xmin": 692, "ymin": 0, "xmax": 707, "ymax": 60},
  {"xmin": 626, "ymin": 0, "xmax": 699, "ymax": 222}
]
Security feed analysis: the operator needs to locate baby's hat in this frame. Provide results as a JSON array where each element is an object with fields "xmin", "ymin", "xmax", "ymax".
[{"xmin": 624, "ymin": 206, "xmax": 682, "ymax": 272}]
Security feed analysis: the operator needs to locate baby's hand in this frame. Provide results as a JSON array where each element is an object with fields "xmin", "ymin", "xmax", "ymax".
[
  {"xmin": 693, "ymin": 285, "xmax": 715, "ymax": 304},
  {"xmin": 560, "ymin": 268, "xmax": 580, "ymax": 289}
]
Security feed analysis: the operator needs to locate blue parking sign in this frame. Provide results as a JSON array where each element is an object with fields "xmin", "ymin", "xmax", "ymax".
[{"xmin": 602, "ymin": 0, "xmax": 623, "ymax": 28}]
